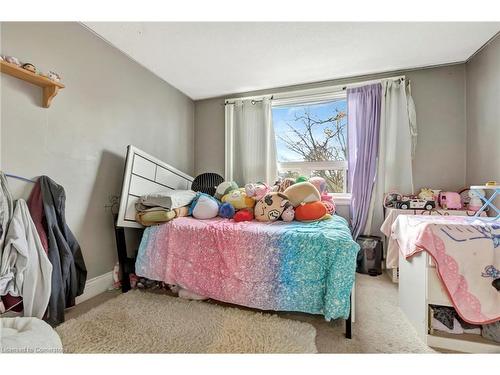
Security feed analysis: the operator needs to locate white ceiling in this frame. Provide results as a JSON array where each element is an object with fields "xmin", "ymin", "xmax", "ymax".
[{"xmin": 84, "ymin": 22, "xmax": 499, "ymax": 100}]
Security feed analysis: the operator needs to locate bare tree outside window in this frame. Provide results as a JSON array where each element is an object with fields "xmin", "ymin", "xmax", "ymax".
[{"xmin": 272, "ymin": 100, "xmax": 348, "ymax": 193}]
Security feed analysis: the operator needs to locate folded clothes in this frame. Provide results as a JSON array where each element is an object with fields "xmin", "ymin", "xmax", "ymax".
[
  {"xmin": 136, "ymin": 206, "xmax": 189, "ymax": 226},
  {"xmin": 139, "ymin": 190, "xmax": 196, "ymax": 210}
]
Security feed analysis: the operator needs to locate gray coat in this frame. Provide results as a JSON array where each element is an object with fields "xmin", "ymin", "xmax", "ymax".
[{"xmin": 38, "ymin": 176, "xmax": 87, "ymax": 325}]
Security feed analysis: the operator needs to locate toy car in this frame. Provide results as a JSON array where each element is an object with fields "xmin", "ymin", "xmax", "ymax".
[{"xmin": 395, "ymin": 198, "xmax": 435, "ymax": 211}]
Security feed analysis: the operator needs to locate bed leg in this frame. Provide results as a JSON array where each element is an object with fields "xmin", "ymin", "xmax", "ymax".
[
  {"xmin": 345, "ymin": 293, "xmax": 352, "ymax": 339},
  {"xmin": 114, "ymin": 214, "xmax": 131, "ymax": 293}
]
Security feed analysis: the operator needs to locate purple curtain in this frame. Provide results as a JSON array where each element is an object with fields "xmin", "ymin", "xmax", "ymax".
[{"xmin": 347, "ymin": 83, "xmax": 382, "ymax": 239}]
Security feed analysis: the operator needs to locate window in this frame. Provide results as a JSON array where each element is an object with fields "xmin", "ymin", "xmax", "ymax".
[{"xmin": 272, "ymin": 96, "xmax": 348, "ymax": 193}]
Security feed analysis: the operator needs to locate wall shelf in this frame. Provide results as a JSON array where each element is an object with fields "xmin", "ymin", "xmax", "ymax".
[{"xmin": 0, "ymin": 60, "xmax": 65, "ymax": 108}]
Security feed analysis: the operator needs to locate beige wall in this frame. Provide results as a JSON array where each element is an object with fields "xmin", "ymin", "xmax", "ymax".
[
  {"xmin": 466, "ymin": 36, "xmax": 500, "ymax": 191},
  {"xmin": 194, "ymin": 64, "xmax": 468, "ymax": 192},
  {"xmin": 0, "ymin": 22, "xmax": 195, "ymax": 279}
]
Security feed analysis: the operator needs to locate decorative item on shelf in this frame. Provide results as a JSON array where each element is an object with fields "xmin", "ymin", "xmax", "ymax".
[
  {"xmin": 0, "ymin": 55, "xmax": 4, "ymax": 61},
  {"xmin": 0, "ymin": 59, "xmax": 65, "ymax": 108},
  {"xmin": 438, "ymin": 191, "xmax": 462, "ymax": 210},
  {"xmin": 21, "ymin": 62, "xmax": 36, "ymax": 74},
  {"xmin": 45, "ymin": 71, "xmax": 61, "ymax": 82},
  {"xmin": 4, "ymin": 56, "xmax": 21, "ymax": 66}
]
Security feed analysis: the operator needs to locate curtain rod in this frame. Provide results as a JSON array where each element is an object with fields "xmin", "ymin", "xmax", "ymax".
[{"xmin": 224, "ymin": 75, "xmax": 406, "ymax": 105}]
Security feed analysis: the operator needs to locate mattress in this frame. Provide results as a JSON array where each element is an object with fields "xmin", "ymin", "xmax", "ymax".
[{"xmin": 135, "ymin": 215, "xmax": 359, "ymax": 320}]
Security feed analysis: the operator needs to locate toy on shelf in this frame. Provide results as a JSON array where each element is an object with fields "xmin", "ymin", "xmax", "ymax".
[
  {"xmin": 396, "ymin": 198, "xmax": 435, "ymax": 211},
  {"xmin": 438, "ymin": 191, "xmax": 462, "ymax": 210},
  {"xmin": 383, "ymin": 191, "xmax": 435, "ymax": 211},
  {"xmin": 470, "ymin": 182, "xmax": 500, "ymax": 221},
  {"xmin": 45, "ymin": 71, "xmax": 61, "ymax": 82},
  {"xmin": 21, "ymin": 62, "xmax": 36, "ymax": 73},
  {"xmin": 4, "ymin": 56, "xmax": 21, "ymax": 66}
]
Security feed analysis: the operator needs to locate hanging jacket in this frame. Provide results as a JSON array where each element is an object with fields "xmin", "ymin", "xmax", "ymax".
[
  {"xmin": 0, "ymin": 199, "xmax": 52, "ymax": 318},
  {"xmin": 0, "ymin": 172, "xmax": 23, "ymax": 313},
  {"xmin": 27, "ymin": 180, "xmax": 49, "ymax": 253},
  {"xmin": 0, "ymin": 172, "xmax": 14, "ymax": 251},
  {"xmin": 36, "ymin": 176, "xmax": 87, "ymax": 326}
]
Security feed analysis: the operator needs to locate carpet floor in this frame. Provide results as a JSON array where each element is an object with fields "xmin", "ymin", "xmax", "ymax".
[
  {"xmin": 62, "ymin": 273, "xmax": 434, "ymax": 353},
  {"xmin": 57, "ymin": 290, "xmax": 317, "ymax": 353}
]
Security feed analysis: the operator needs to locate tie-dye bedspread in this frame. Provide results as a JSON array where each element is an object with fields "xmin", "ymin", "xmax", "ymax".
[
  {"xmin": 135, "ymin": 215, "xmax": 359, "ymax": 320},
  {"xmin": 393, "ymin": 215, "xmax": 500, "ymax": 324}
]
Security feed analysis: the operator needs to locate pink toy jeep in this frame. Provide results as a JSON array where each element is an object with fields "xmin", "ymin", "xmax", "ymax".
[{"xmin": 438, "ymin": 192, "xmax": 462, "ymax": 209}]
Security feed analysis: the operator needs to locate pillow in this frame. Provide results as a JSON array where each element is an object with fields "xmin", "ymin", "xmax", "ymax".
[{"xmin": 139, "ymin": 189, "xmax": 196, "ymax": 210}]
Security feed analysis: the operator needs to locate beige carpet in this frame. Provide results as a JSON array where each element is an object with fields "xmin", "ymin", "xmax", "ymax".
[
  {"xmin": 56, "ymin": 290, "xmax": 317, "ymax": 353},
  {"xmin": 61, "ymin": 274, "xmax": 434, "ymax": 353}
]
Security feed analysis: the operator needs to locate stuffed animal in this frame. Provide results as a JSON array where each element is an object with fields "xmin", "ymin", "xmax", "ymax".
[
  {"xmin": 189, "ymin": 192, "xmax": 220, "ymax": 219},
  {"xmin": 309, "ymin": 176, "xmax": 327, "ymax": 195},
  {"xmin": 296, "ymin": 176, "xmax": 309, "ymax": 183},
  {"xmin": 221, "ymin": 188, "xmax": 255, "ymax": 210},
  {"xmin": 295, "ymin": 201, "xmax": 329, "ymax": 222},
  {"xmin": 46, "ymin": 71, "xmax": 61, "ymax": 82},
  {"xmin": 275, "ymin": 177, "xmax": 296, "ymax": 193},
  {"xmin": 254, "ymin": 192, "xmax": 290, "ymax": 222},
  {"xmin": 322, "ymin": 200, "xmax": 336, "ymax": 215},
  {"xmin": 284, "ymin": 182, "xmax": 321, "ymax": 208},
  {"xmin": 233, "ymin": 209, "xmax": 254, "ymax": 222},
  {"xmin": 215, "ymin": 181, "xmax": 238, "ymax": 200},
  {"xmin": 4, "ymin": 56, "xmax": 21, "ymax": 66},
  {"xmin": 219, "ymin": 202, "xmax": 236, "ymax": 218},
  {"xmin": 281, "ymin": 204, "xmax": 295, "ymax": 222},
  {"xmin": 245, "ymin": 182, "xmax": 272, "ymax": 201},
  {"xmin": 21, "ymin": 63, "xmax": 36, "ymax": 73}
]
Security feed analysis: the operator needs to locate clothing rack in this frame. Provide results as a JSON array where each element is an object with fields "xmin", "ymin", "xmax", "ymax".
[{"xmin": 4, "ymin": 173, "xmax": 36, "ymax": 184}]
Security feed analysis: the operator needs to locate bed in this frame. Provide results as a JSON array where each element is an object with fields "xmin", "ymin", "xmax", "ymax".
[{"xmin": 116, "ymin": 145, "xmax": 358, "ymax": 338}]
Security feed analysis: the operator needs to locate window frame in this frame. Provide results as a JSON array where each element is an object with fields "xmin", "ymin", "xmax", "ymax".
[{"xmin": 271, "ymin": 92, "xmax": 350, "ymax": 199}]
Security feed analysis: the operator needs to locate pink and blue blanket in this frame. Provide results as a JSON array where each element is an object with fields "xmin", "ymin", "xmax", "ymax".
[{"xmin": 135, "ymin": 215, "xmax": 359, "ymax": 320}]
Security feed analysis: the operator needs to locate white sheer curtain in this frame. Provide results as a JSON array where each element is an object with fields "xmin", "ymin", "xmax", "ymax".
[
  {"xmin": 225, "ymin": 98, "xmax": 278, "ymax": 186},
  {"xmin": 364, "ymin": 79, "xmax": 416, "ymax": 237}
]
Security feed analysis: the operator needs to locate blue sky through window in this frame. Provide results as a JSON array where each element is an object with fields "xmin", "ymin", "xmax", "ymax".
[{"xmin": 272, "ymin": 99, "xmax": 348, "ymax": 162}]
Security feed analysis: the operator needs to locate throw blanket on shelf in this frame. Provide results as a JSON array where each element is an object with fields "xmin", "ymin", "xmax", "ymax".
[
  {"xmin": 136, "ymin": 215, "xmax": 359, "ymax": 321},
  {"xmin": 392, "ymin": 215, "xmax": 499, "ymax": 325}
]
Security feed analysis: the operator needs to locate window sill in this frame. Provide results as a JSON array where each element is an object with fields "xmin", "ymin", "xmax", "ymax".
[{"xmin": 328, "ymin": 193, "xmax": 351, "ymax": 206}]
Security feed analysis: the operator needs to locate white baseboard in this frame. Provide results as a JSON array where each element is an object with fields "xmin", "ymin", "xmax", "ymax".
[{"xmin": 75, "ymin": 271, "xmax": 114, "ymax": 305}]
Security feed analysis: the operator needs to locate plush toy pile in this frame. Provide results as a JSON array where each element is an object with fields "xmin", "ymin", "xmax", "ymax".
[{"xmin": 188, "ymin": 175, "xmax": 336, "ymax": 223}]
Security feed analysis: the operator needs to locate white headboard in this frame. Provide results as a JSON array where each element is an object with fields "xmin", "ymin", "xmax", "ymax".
[{"xmin": 116, "ymin": 145, "xmax": 194, "ymax": 228}]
